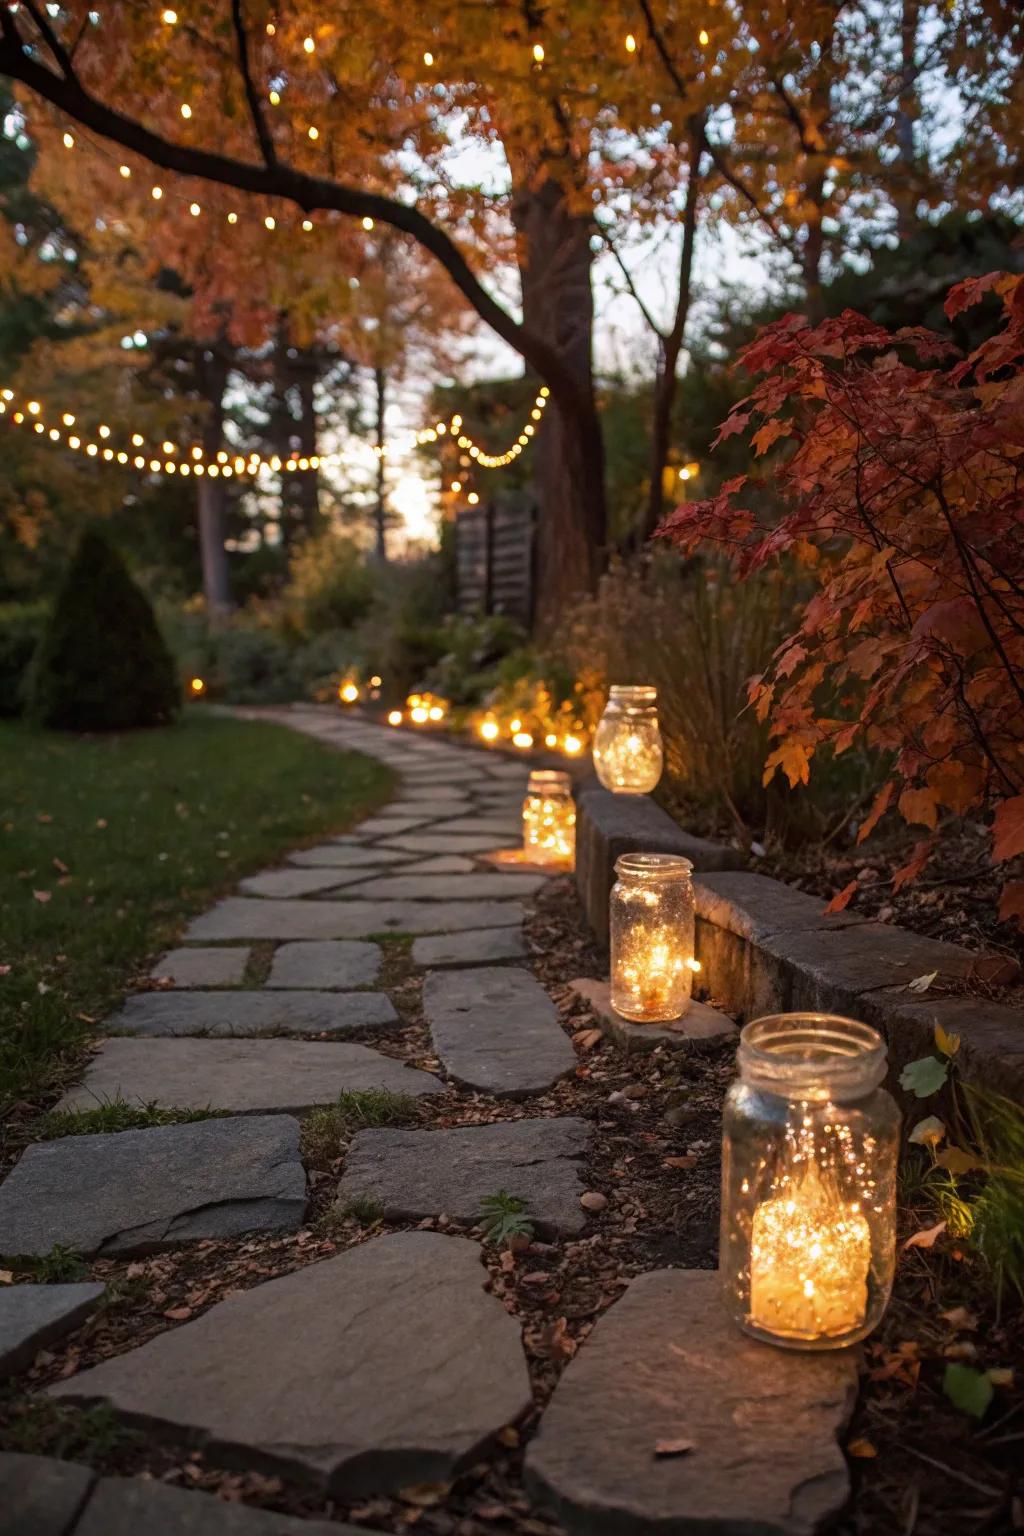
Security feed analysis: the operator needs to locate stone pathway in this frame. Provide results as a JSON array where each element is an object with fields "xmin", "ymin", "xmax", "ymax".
[{"xmin": 0, "ymin": 706, "xmax": 856, "ymax": 1534}]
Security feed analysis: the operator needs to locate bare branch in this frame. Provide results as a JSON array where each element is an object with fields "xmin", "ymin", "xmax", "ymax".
[
  {"xmin": 230, "ymin": 0, "xmax": 277, "ymax": 170},
  {"xmin": 597, "ymin": 223, "xmax": 666, "ymax": 339}
]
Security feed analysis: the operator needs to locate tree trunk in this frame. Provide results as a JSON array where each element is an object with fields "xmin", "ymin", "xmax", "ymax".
[
  {"xmin": 512, "ymin": 172, "xmax": 606, "ymax": 632},
  {"xmin": 197, "ymin": 346, "xmax": 231, "ymax": 622},
  {"xmin": 641, "ymin": 140, "xmax": 702, "ymax": 544},
  {"xmin": 294, "ymin": 364, "xmax": 320, "ymax": 539},
  {"xmin": 373, "ymin": 365, "xmax": 388, "ymax": 561}
]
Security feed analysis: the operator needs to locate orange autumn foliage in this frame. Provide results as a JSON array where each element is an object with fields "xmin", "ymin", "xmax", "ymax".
[{"xmin": 658, "ymin": 273, "xmax": 1024, "ymax": 913}]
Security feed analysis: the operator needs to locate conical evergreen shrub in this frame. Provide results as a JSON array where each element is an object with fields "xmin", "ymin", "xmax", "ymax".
[{"xmin": 28, "ymin": 526, "xmax": 180, "ymax": 730}]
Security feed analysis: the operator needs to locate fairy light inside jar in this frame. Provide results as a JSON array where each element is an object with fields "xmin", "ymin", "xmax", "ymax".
[
  {"xmin": 522, "ymin": 770, "xmax": 575, "ymax": 869},
  {"xmin": 609, "ymin": 852, "xmax": 694, "ymax": 1022}
]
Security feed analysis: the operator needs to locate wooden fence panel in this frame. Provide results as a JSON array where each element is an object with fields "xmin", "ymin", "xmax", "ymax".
[{"xmin": 454, "ymin": 497, "xmax": 535, "ymax": 628}]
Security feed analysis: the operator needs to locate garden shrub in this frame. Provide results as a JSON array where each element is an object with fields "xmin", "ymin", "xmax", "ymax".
[
  {"xmin": 281, "ymin": 532, "xmax": 376, "ymax": 638},
  {"xmin": 213, "ymin": 623, "xmax": 297, "ymax": 704},
  {"xmin": 0, "ymin": 601, "xmax": 47, "ymax": 717},
  {"xmin": 27, "ymin": 527, "xmax": 179, "ymax": 731},
  {"xmin": 422, "ymin": 612, "xmax": 525, "ymax": 705},
  {"xmin": 658, "ymin": 271, "xmax": 1024, "ymax": 914}
]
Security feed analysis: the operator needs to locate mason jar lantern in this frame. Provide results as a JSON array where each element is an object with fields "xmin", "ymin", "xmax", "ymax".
[
  {"xmin": 522, "ymin": 770, "xmax": 576, "ymax": 869},
  {"xmin": 610, "ymin": 852, "xmax": 695, "ymax": 1022},
  {"xmin": 720, "ymin": 1013, "xmax": 900, "ymax": 1350},
  {"xmin": 593, "ymin": 685, "xmax": 663, "ymax": 794}
]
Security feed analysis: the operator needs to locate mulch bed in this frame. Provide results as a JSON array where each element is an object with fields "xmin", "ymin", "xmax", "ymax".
[{"xmin": 2, "ymin": 876, "xmax": 1021, "ymax": 1535}]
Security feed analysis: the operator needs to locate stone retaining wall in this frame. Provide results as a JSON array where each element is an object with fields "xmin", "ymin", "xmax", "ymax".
[{"xmin": 576, "ymin": 783, "xmax": 1024, "ymax": 1099}]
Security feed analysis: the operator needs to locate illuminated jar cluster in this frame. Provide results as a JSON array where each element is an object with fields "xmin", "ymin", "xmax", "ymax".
[
  {"xmin": 610, "ymin": 853, "xmax": 695, "ymax": 1022},
  {"xmin": 522, "ymin": 770, "xmax": 576, "ymax": 870},
  {"xmin": 720, "ymin": 1014, "xmax": 900, "ymax": 1351},
  {"xmin": 593, "ymin": 685, "xmax": 664, "ymax": 794}
]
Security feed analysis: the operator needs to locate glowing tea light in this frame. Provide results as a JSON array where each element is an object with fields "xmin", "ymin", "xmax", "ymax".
[
  {"xmin": 410, "ymin": 705, "xmax": 429, "ymax": 723},
  {"xmin": 720, "ymin": 1013, "xmax": 900, "ymax": 1350},
  {"xmin": 513, "ymin": 730, "xmax": 534, "ymax": 749},
  {"xmin": 522, "ymin": 770, "xmax": 576, "ymax": 870},
  {"xmin": 190, "ymin": 677, "xmax": 205, "ymax": 696},
  {"xmin": 479, "ymin": 718, "xmax": 500, "ymax": 742},
  {"xmin": 609, "ymin": 853, "xmax": 694, "ymax": 1022},
  {"xmin": 593, "ymin": 685, "xmax": 663, "ymax": 794},
  {"xmin": 339, "ymin": 681, "xmax": 359, "ymax": 704},
  {"xmin": 387, "ymin": 709, "xmax": 403, "ymax": 726}
]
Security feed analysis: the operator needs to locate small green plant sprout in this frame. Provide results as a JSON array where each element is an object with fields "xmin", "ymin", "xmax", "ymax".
[
  {"xmin": 38, "ymin": 1097, "xmax": 225, "ymax": 1139},
  {"xmin": 942, "ymin": 1362, "xmax": 1014, "ymax": 1421},
  {"xmin": 301, "ymin": 1088, "xmax": 420, "ymax": 1166},
  {"xmin": 14, "ymin": 1244, "xmax": 88, "ymax": 1282},
  {"xmin": 479, "ymin": 1190, "xmax": 535, "ymax": 1248},
  {"xmin": 338, "ymin": 1194, "xmax": 384, "ymax": 1227}
]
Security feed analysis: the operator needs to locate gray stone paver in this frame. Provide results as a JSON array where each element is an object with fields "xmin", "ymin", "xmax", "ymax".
[
  {"xmin": 570, "ymin": 978, "xmax": 738, "ymax": 1053},
  {"xmin": 526, "ymin": 1268, "xmax": 857, "ymax": 1536},
  {"xmin": 336, "ymin": 1117, "xmax": 588, "ymax": 1235},
  {"xmin": 351, "ymin": 815, "xmax": 428, "ymax": 838},
  {"xmin": 0, "ymin": 1283, "xmax": 105, "ymax": 1375},
  {"xmin": 185, "ymin": 896, "xmax": 524, "ymax": 941},
  {"xmin": 424, "ymin": 966, "xmax": 576, "ymax": 1097},
  {"xmin": 349, "ymin": 872, "xmax": 545, "ymax": 902},
  {"xmin": 288, "ymin": 844, "xmax": 407, "ymax": 868},
  {"xmin": 151, "ymin": 948, "xmax": 251, "ymax": 988},
  {"xmin": 432, "ymin": 816, "xmax": 523, "ymax": 837},
  {"xmin": 238, "ymin": 867, "xmax": 367, "ymax": 898},
  {"xmin": 379, "ymin": 832, "xmax": 515, "ymax": 856},
  {"xmin": 0, "ymin": 1117, "xmax": 306, "ymax": 1259},
  {"xmin": 56, "ymin": 1038, "xmax": 442, "ymax": 1116},
  {"xmin": 265, "ymin": 940, "xmax": 382, "ymax": 990},
  {"xmin": 398, "ymin": 854, "xmax": 479, "ymax": 875},
  {"xmin": 412, "ymin": 927, "xmax": 528, "ymax": 968},
  {"xmin": 108, "ymin": 989, "xmax": 397, "ymax": 1037},
  {"xmin": 0, "ymin": 1452, "xmax": 94, "ymax": 1536},
  {"xmin": 76, "ymin": 1477, "xmax": 364, "ymax": 1536},
  {"xmin": 51, "ymin": 1232, "xmax": 532, "ymax": 1499}
]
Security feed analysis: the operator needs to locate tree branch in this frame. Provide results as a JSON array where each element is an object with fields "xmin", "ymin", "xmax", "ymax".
[
  {"xmin": 230, "ymin": 0, "xmax": 277, "ymax": 170},
  {"xmin": 597, "ymin": 223, "xmax": 666, "ymax": 339},
  {"xmin": 0, "ymin": 25, "xmax": 585, "ymax": 406}
]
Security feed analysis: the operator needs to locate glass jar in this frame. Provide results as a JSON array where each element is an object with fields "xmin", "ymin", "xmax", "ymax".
[
  {"xmin": 592, "ymin": 685, "xmax": 663, "ymax": 794},
  {"xmin": 720, "ymin": 1013, "xmax": 900, "ymax": 1351},
  {"xmin": 610, "ymin": 852, "xmax": 695, "ymax": 1021},
  {"xmin": 522, "ymin": 770, "xmax": 576, "ymax": 869}
]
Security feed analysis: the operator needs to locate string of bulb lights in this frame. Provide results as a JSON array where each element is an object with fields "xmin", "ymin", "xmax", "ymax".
[{"xmin": 0, "ymin": 386, "xmax": 549, "ymax": 482}]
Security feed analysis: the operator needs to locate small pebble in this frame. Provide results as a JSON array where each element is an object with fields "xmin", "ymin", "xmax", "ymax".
[{"xmin": 580, "ymin": 1191, "xmax": 607, "ymax": 1213}]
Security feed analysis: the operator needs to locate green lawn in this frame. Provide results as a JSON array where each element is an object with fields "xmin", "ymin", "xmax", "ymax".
[{"xmin": 0, "ymin": 711, "xmax": 393, "ymax": 1120}]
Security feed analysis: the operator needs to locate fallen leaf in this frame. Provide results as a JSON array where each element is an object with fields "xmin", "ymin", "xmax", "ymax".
[
  {"xmin": 908, "ymin": 1116, "xmax": 946, "ymax": 1147},
  {"xmin": 940, "ymin": 1306, "xmax": 978, "ymax": 1332},
  {"xmin": 988, "ymin": 1368, "xmax": 1014, "ymax": 1387},
  {"xmin": 52, "ymin": 857, "xmax": 69, "ymax": 874},
  {"xmin": 944, "ymin": 1362, "xmax": 993, "ymax": 1420},
  {"xmin": 903, "ymin": 1220, "xmax": 946, "ymax": 1251},
  {"xmin": 935, "ymin": 1146, "xmax": 982, "ymax": 1175},
  {"xmin": 572, "ymin": 1027, "xmax": 604, "ymax": 1051},
  {"xmin": 663, "ymin": 1155, "xmax": 698, "ymax": 1170},
  {"xmin": 824, "ymin": 879, "xmax": 859, "ymax": 915},
  {"xmin": 398, "ymin": 1484, "xmax": 451, "ymax": 1508},
  {"xmin": 899, "ymin": 1055, "xmax": 948, "ymax": 1097},
  {"xmin": 32, "ymin": 890, "xmax": 51, "ymax": 904},
  {"xmin": 847, "ymin": 1438, "xmax": 877, "ymax": 1459},
  {"xmin": 654, "ymin": 1438, "xmax": 695, "ymax": 1458},
  {"xmin": 935, "ymin": 1024, "xmax": 961, "ymax": 1057},
  {"xmin": 162, "ymin": 1306, "xmax": 193, "ymax": 1321},
  {"xmin": 907, "ymin": 970, "xmax": 938, "ymax": 993},
  {"xmin": 0, "ymin": 1270, "xmax": 13, "ymax": 1284}
]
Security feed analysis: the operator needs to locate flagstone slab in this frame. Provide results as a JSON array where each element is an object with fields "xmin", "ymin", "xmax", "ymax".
[
  {"xmin": 288, "ymin": 845, "xmax": 407, "ymax": 868},
  {"xmin": 108, "ymin": 990, "xmax": 397, "ymax": 1037},
  {"xmin": 238, "ymin": 867, "xmax": 367, "ymax": 898},
  {"xmin": 0, "ymin": 1452, "xmax": 95, "ymax": 1536},
  {"xmin": 350, "ymin": 873, "xmax": 544, "ymax": 902},
  {"xmin": 396, "ymin": 786, "xmax": 473, "ymax": 802},
  {"xmin": 336, "ymin": 1117, "xmax": 588, "ymax": 1235},
  {"xmin": 353, "ymin": 816, "xmax": 428, "ymax": 838},
  {"xmin": 55, "ymin": 1039, "xmax": 442, "ymax": 1117},
  {"xmin": 186, "ymin": 897, "xmax": 523, "ymax": 941},
  {"xmin": 424, "ymin": 967, "xmax": 575, "ymax": 1097},
  {"xmin": 525, "ymin": 1268, "xmax": 857, "ymax": 1536},
  {"xmin": 412, "ymin": 927, "xmax": 528, "ymax": 968},
  {"xmin": 0, "ymin": 1117, "xmax": 306, "ymax": 1260},
  {"xmin": 570, "ymin": 978, "xmax": 738, "ymax": 1053},
  {"xmin": 265, "ymin": 941, "xmax": 382, "ymax": 990},
  {"xmin": 151, "ymin": 948, "xmax": 251, "ymax": 988},
  {"xmin": 385, "ymin": 801, "xmax": 480, "ymax": 820},
  {"xmin": 51, "ymin": 1232, "xmax": 532, "ymax": 1499},
  {"xmin": 76, "ymin": 1477, "xmax": 362, "ymax": 1536},
  {"xmin": 398, "ymin": 855, "xmax": 479, "ymax": 875},
  {"xmin": 432, "ymin": 816, "xmax": 524, "ymax": 837},
  {"xmin": 379, "ymin": 833, "xmax": 514, "ymax": 857},
  {"xmin": 0, "ymin": 1283, "xmax": 105, "ymax": 1375}
]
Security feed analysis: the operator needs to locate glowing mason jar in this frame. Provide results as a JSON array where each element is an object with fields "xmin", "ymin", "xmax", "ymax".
[
  {"xmin": 593, "ymin": 685, "xmax": 663, "ymax": 794},
  {"xmin": 720, "ymin": 1014, "xmax": 900, "ymax": 1350},
  {"xmin": 522, "ymin": 770, "xmax": 576, "ymax": 869},
  {"xmin": 610, "ymin": 852, "xmax": 695, "ymax": 1021}
]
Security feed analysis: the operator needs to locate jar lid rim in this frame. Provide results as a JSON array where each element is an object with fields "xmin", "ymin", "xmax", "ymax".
[
  {"xmin": 738, "ymin": 1013, "xmax": 887, "ymax": 1096},
  {"xmin": 615, "ymin": 851, "xmax": 694, "ymax": 878},
  {"xmin": 609, "ymin": 683, "xmax": 657, "ymax": 698}
]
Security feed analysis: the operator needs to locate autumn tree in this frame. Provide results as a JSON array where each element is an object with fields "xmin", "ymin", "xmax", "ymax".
[{"xmin": 658, "ymin": 273, "xmax": 1024, "ymax": 922}]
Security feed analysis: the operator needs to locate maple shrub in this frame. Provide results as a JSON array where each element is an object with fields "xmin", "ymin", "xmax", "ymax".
[{"xmin": 657, "ymin": 272, "xmax": 1024, "ymax": 923}]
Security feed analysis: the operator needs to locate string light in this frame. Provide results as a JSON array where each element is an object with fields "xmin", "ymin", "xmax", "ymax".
[
  {"xmin": 362, "ymin": 216, "xmax": 374, "ymax": 231},
  {"xmin": 699, "ymin": 28, "xmax": 710, "ymax": 45},
  {"xmin": 0, "ymin": 384, "xmax": 550, "ymax": 484},
  {"xmin": 625, "ymin": 33, "xmax": 637, "ymax": 52},
  {"xmin": 303, "ymin": 36, "xmax": 316, "ymax": 53},
  {"xmin": 532, "ymin": 42, "xmax": 545, "ymax": 63}
]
